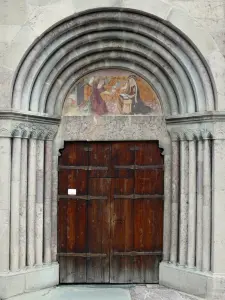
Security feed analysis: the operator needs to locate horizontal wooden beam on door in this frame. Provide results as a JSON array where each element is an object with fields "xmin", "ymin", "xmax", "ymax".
[
  {"xmin": 58, "ymin": 165, "xmax": 108, "ymax": 170},
  {"xmin": 58, "ymin": 194, "xmax": 164, "ymax": 200},
  {"xmin": 58, "ymin": 195, "xmax": 108, "ymax": 200},
  {"xmin": 114, "ymin": 194, "xmax": 164, "ymax": 199},
  {"xmin": 112, "ymin": 251, "xmax": 163, "ymax": 256},
  {"xmin": 114, "ymin": 165, "xmax": 164, "ymax": 170},
  {"xmin": 57, "ymin": 253, "xmax": 107, "ymax": 258}
]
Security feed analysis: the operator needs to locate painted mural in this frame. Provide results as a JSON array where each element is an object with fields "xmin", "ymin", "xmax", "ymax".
[{"xmin": 62, "ymin": 70, "xmax": 162, "ymax": 116}]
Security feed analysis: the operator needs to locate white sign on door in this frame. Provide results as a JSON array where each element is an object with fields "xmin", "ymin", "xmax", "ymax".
[{"xmin": 68, "ymin": 189, "xmax": 77, "ymax": 195}]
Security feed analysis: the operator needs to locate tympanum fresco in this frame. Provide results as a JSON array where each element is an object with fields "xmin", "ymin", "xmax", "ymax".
[{"xmin": 62, "ymin": 70, "xmax": 162, "ymax": 116}]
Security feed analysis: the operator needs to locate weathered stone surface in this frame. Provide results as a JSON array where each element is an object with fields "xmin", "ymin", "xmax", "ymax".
[
  {"xmin": 0, "ymin": 264, "xmax": 59, "ymax": 299},
  {"xmin": 58, "ymin": 115, "xmax": 168, "ymax": 143},
  {"xmin": 7, "ymin": 285, "xmax": 203, "ymax": 300},
  {"xmin": 131, "ymin": 285, "xmax": 202, "ymax": 300}
]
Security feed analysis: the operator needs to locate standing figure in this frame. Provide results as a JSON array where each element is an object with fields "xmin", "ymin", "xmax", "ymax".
[
  {"xmin": 121, "ymin": 75, "xmax": 151, "ymax": 114},
  {"xmin": 88, "ymin": 77, "xmax": 108, "ymax": 115}
]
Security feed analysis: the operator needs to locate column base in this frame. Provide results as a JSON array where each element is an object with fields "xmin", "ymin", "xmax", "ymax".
[
  {"xmin": 0, "ymin": 263, "xmax": 59, "ymax": 299},
  {"xmin": 159, "ymin": 262, "xmax": 225, "ymax": 299}
]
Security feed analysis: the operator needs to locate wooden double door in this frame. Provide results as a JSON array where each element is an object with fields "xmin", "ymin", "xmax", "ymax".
[{"xmin": 58, "ymin": 141, "xmax": 164, "ymax": 283}]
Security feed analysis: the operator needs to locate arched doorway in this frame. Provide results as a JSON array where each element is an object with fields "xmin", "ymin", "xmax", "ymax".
[
  {"xmin": 1, "ymin": 5, "xmax": 225, "ymax": 300},
  {"xmin": 57, "ymin": 69, "xmax": 165, "ymax": 283}
]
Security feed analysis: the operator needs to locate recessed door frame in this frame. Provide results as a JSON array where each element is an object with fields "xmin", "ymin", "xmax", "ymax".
[{"xmin": 53, "ymin": 115, "xmax": 171, "ymax": 284}]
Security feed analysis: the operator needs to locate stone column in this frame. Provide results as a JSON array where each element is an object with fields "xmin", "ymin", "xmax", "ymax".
[
  {"xmin": 36, "ymin": 139, "xmax": 44, "ymax": 265},
  {"xmin": 187, "ymin": 139, "xmax": 197, "ymax": 268},
  {"xmin": 163, "ymin": 152, "xmax": 172, "ymax": 262},
  {"xmin": 0, "ymin": 137, "xmax": 11, "ymax": 272},
  {"xmin": 170, "ymin": 140, "xmax": 179, "ymax": 263},
  {"xmin": 179, "ymin": 140, "xmax": 189, "ymax": 266},
  {"xmin": 10, "ymin": 136, "xmax": 22, "ymax": 271},
  {"xmin": 27, "ymin": 138, "xmax": 37, "ymax": 266},
  {"xmin": 211, "ymin": 139, "xmax": 225, "ymax": 274},
  {"xmin": 19, "ymin": 138, "xmax": 28, "ymax": 269},
  {"xmin": 202, "ymin": 137, "xmax": 211, "ymax": 272},
  {"xmin": 196, "ymin": 139, "xmax": 203, "ymax": 271},
  {"xmin": 44, "ymin": 140, "xmax": 53, "ymax": 263},
  {"xmin": 51, "ymin": 148, "xmax": 59, "ymax": 262}
]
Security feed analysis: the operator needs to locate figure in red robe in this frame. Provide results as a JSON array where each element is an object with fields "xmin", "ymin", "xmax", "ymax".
[{"xmin": 89, "ymin": 77, "xmax": 108, "ymax": 115}]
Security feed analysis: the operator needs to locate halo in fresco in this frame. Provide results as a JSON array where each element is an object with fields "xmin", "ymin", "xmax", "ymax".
[{"xmin": 62, "ymin": 70, "xmax": 162, "ymax": 116}]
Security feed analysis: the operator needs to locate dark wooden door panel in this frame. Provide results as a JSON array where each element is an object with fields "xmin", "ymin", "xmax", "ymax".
[
  {"xmin": 58, "ymin": 169, "xmax": 88, "ymax": 196},
  {"xmin": 58, "ymin": 200, "xmax": 68, "ymax": 253},
  {"xmin": 58, "ymin": 141, "xmax": 164, "ymax": 284},
  {"xmin": 59, "ymin": 256, "xmax": 87, "ymax": 283},
  {"xmin": 133, "ymin": 199, "xmax": 163, "ymax": 251},
  {"xmin": 88, "ymin": 143, "xmax": 112, "ymax": 178},
  {"xmin": 111, "ymin": 198, "xmax": 133, "ymax": 252},
  {"xmin": 135, "ymin": 169, "xmax": 164, "ymax": 195},
  {"xmin": 86, "ymin": 178, "xmax": 111, "ymax": 283},
  {"xmin": 59, "ymin": 142, "xmax": 89, "ymax": 166},
  {"xmin": 112, "ymin": 142, "xmax": 135, "ymax": 178}
]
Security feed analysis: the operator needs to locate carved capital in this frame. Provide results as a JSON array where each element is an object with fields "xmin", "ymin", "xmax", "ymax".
[
  {"xmin": 14, "ymin": 123, "xmax": 57, "ymax": 140},
  {"xmin": 168, "ymin": 125, "xmax": 213, "ymax": 141},
  {"xmin": 0, "ymin": 111, "xmax": 60, "ymax": 140},
  {"xmin": 200, "ymin": 128, "xmax": 212, "ymax": 140}
]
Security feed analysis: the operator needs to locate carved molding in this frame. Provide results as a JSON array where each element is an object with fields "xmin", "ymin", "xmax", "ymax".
[
  {"xmin": 166, "ymin": 111, "xmax": 225, "ymax": 124},
  {"xmin": 168, "ymin": 128, "xmax": 213, "ymax": 141},
  {"xmin": 2, "ymin": 110, "xmax": 225, "ymax": 141},
  {"xmin": 0, "ymin": 111, "xmax": 60, "ymax": 139},
  {"xmin": 167, "ymin": 112, "xmax": 225, "ymax": 140}
]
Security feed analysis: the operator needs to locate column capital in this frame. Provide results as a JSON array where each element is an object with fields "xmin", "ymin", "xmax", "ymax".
[
  {"xmin": 167, "ymin": 112, "xmax": 225, "ymax": 140},
  {"xmin": 168, "ymin": 126, "xmax": 213, "ymax": 141},
  {"xmin": 0, "ymin": 110, "xmax": 60, "ymax": 140}
]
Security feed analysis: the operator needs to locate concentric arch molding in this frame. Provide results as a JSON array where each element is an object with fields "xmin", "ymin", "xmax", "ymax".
[{"xmin": 11, "ymin": 8, "xmax": 216, "ymax": 117}]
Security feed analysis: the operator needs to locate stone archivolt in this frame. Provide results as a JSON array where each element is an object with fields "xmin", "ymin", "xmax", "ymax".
[{"xmin": 11, "ymin": 9, "xmax": 215, "ymax": 116}]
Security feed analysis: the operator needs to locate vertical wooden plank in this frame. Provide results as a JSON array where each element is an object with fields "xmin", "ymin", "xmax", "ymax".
[
  {"xmin": 111, "ymin": 179, "xmax": 133, "ymax": 251},
  {"xmin": 111, "ymin": 142, "xmax": 135, "ymax": 178},
  {"xmin": 57, "ymin": 200, "xmax": 67, "ymax": 253},
  {"xmin": 110, "ymin": 142, "xmax": 135, "ymax": 283},
  {"xmin": 133, "ymin": 142, "xmax": 164, "ymax": 283},
  {"xmin": 65, "ymin": 257, "xmax": 75, "ymax": 283},
  {"xmin": 135, "ymin": 169, "xmax": 164, "ymax": 195},
  {"xmin": 87, "ymin": 177, "xmax": 111, "ymax": 283},
  {"xmin": 132, "ymin": 198, "xmax": 163, "ymax": 283},
  {"xmin": 58, "ymin": 169, "xmax": 88, "ymax": 196},
  {"xmin": 110, "ymin": 195, "xmax": 133, "ymax": 283},
  {"xmin": 73, "ymin": 257, "xmax": 87, "ymax": 282},
  {"xmin": 58, "ymin": 142, "xmax": 89, "ymax": 283},
  {"xmin": 59, "ymin": 257, "xmax": 67, "ymax": 283},
  {"xmin": 67, "ymin": 201, "xmax": 76, "ymax": 253},
  {"xmin": 133, "ymin": 256, "xmax": 145, "ymax": 283},
  {"xmin": 89, "ymin": 142, "xmax": 112, "ymax": 177},
  {"xmin": 135, "ymin": 141, "xmax": 163, "ymax": 166},
  {"xmin": 59, "ymin": 142, "xmax": 88, "ymax": 166},
  {"xmin": 57, "ymin": 200, "xmax": 68, "ymax": 283},
  {"xmin": 144, "ymin": 255, "xmax": 161, "ymax": 283},
  {"xmin": 66, "ymin": 199, "xmax": 87, "ymax": 283}
]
